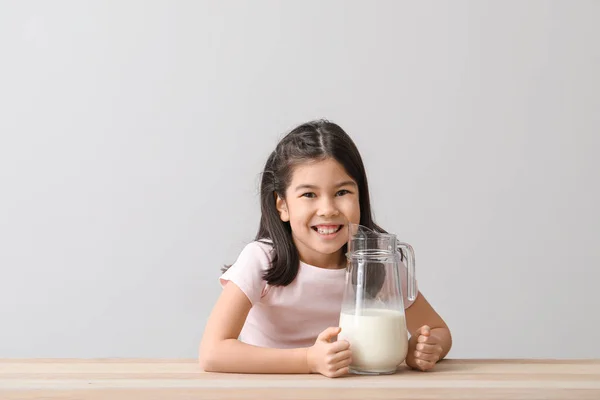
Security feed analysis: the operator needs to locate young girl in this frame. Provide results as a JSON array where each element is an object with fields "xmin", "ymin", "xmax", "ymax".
[{"xmin": 199, "ymin": 120, "xmax": 452, "ymax": 378}]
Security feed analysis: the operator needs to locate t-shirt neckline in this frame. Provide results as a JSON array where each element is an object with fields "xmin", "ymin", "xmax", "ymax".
[{"xmin": 299, "ymin": 259, "xmax": 347, "ymax": 273}]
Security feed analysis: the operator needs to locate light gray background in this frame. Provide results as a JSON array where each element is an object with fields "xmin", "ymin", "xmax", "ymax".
[{"xmin": 1, "ymin": 0, "xmax": 598, "ymax": 359}]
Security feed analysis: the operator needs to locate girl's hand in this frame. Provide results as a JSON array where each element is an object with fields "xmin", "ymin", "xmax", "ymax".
[
  {"xmin": 307, "ymin": 327, "xmax": 352, "ymax": 378},
  {"xmin": 406, "ymin": 325, "xmax": 443, "ymax": 371}
]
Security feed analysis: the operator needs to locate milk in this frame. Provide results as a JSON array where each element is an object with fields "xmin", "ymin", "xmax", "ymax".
[{"xmin": 338, "ymin": 308, "xmax": 408, "ymax": 374}]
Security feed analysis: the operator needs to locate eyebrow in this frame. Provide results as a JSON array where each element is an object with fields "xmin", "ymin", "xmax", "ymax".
[{"xmin": 294, "ymin": 181, "xmax": 357, "ymax": 192}]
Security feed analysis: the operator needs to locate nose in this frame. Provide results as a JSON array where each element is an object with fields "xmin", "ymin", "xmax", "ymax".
[{"xmin": 317, "ymin": 196, "xmax": 340, "ymax": 217}]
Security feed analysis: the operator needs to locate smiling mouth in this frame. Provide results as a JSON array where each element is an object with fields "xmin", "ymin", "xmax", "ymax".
[{"xmin": 312, "ymin": 225, "xmax": 343, "ymax": 235}]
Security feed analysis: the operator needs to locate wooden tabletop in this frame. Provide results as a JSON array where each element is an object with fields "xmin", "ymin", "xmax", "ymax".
[{"xmin": 1, "ymin": 358, "xmax": 599, "ymax": 399}]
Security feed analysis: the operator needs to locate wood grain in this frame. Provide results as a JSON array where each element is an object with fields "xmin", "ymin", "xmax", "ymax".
[{"xmin": 1, "ymin": 359, "xmax": 599, "ymax": 399}]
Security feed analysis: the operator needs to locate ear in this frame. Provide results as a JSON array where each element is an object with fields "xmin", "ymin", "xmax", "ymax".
[{"xmin": 275, "ymin": 192, "xmax": 290, "ymax": 222}]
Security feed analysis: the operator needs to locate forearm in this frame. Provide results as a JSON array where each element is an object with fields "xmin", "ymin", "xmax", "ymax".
[{"xmin": 200, "ymin": 339, "xmax": 310, "ymax": 374}]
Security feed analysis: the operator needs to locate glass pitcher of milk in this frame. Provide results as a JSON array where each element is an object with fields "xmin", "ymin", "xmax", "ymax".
[{"xmin": 338, "ymin": 223, "xmax": 417, "ymax": 375}]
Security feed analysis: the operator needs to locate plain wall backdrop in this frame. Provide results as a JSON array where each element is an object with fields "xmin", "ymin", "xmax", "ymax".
[{"xmin": 1, "ymin": 0, "xmax": 599, "ymax": 359}]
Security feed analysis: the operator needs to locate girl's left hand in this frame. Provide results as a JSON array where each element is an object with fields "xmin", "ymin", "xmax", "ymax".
[{"xmin": 406, "ymin": 325, "xmax": 443, "ymax": 372}]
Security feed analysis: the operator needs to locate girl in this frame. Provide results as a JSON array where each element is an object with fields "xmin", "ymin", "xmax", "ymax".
[{"xmin": 199, "ymin": 120, "xmax": 452, "ymax": 378}]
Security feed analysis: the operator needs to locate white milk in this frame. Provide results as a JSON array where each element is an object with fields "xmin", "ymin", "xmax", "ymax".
[{"xmin": 338, "ymin": 308, "xmax": 408, "ymax": 373}]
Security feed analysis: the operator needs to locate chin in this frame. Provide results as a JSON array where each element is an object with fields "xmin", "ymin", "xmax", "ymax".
[{"xmin": 314, "ymin": 242, "xmax": 345, "ymax": 255}]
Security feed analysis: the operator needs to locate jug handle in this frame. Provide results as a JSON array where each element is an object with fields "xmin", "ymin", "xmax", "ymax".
[{"xmin": 397, "ymin": 242, "xmax": 417, "ymax": 302}]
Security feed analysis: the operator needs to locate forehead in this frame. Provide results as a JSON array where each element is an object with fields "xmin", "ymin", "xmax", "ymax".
[{"xmin": 289, "ymin": 158, "xmax": 355, "ymax": 186}]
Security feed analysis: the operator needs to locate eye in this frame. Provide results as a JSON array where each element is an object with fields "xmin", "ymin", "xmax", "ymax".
[
  {"xmin": 336, "ymin": 189, "xmax": 351, "ymax": 196},
  {"xmin": 301, "ymin": 192, "xmax": 316, "ymax": 198}
]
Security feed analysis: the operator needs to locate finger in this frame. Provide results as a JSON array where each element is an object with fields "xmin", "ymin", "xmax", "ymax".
[
  {"xmin": 332, "ymin": 356, "xmax": 353, "ymax": 371},
  {"xmin": 318, "ymin": 327, "xmax": 341, "ymax": 342},
  {"xmin": 416, "ymin": 343, "xmax": 441, "ymax": 354},
  {"xmin": 418, "ymin": 333, "xmax": 436, "ymax": 344},
  {"xmin": 415, "ymin": 358, "xmax": 435, "ymax": 371},
  {"xmin": 414, "ymin": 350, "xmax": 440, "ymax": 363},
  {"xmin": 329, "ymin": 349, "xmax": 352, "ymax": 364},
  {"xmin": 324, "ymin": 361, "xmax": 351, "ymax": 378},
  {"xmin": 329, "ymin": 339, "xmax": 351, "ymax": 353},
  {"xmin": 333, "ymin": 366, "xmax": 350, "ymax": 378}
]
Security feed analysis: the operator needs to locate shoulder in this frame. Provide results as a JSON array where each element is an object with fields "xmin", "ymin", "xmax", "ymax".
[
  {"xmin": 236, "ymin": 240, "xmax": 275, "ymax": 268},
  {"xmin": 219, "ymin": 240, "xmax": 275, "ymax": 305}
]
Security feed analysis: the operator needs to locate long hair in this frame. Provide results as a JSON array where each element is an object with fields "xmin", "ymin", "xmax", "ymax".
[{"xmin": 225, "ymin": 119, "xmax": 386, "ymax": 286}]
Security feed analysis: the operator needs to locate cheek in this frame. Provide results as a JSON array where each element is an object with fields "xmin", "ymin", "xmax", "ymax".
[
  {"xmin": 287, "ymin": 201, "xmax": 312, "ymax": 224},
  {"xmin": 341, "ymin": 198, "xmax": 361, "ymax": 220}
]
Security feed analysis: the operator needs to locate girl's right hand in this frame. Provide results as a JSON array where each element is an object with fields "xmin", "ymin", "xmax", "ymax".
[{"xmin": 306, "ymin": 327, "xmax": 352, "ymax": 378}]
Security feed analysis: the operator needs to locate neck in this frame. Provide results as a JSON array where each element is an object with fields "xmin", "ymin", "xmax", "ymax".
[{"xmin": 297, "ymin": 245, "xmax": 346, "ymax": 269}]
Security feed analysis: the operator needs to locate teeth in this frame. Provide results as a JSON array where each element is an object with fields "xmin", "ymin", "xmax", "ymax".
[{"xmin": 316, "ymin": 226, "xmax": 340, "ymax": 235}]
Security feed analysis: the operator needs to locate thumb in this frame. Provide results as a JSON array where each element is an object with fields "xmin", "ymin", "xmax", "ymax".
[
  {"xmin": 419, "ymin": 325, "xmax": 431, "ymax": 336},
  {"xmin": 317, "ymin": 327, "xmax": 341, "ymax": 342}
]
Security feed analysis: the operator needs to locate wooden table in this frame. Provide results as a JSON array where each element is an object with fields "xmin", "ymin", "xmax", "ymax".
[{"xmin": 1, "ymin": 359, "xmax": 599, "ymax": 399}]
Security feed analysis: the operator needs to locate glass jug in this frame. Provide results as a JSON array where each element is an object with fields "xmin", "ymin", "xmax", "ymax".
[{"xmin": 338, "ymin": 223, "xmax": 417, "ymax": 375}]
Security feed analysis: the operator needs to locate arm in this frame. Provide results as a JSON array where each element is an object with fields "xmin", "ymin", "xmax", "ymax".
[
  {"xmin": 404, "ymin": 291, "xmax": 452, "ymax": 370},
  {"xmin": 199, "ymin": 282, "xmax": 310, "ymax": 374}
]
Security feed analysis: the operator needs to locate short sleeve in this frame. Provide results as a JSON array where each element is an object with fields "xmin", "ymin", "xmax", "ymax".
[{"xmin": 219, "ymin": 241, "xmax": 273, "ymax": 305}]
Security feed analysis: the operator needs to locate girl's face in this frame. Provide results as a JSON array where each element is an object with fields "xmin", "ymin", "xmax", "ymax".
[{"xmin": 276, "ymin": 157, "xmax": 361, "ymax": 269}]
